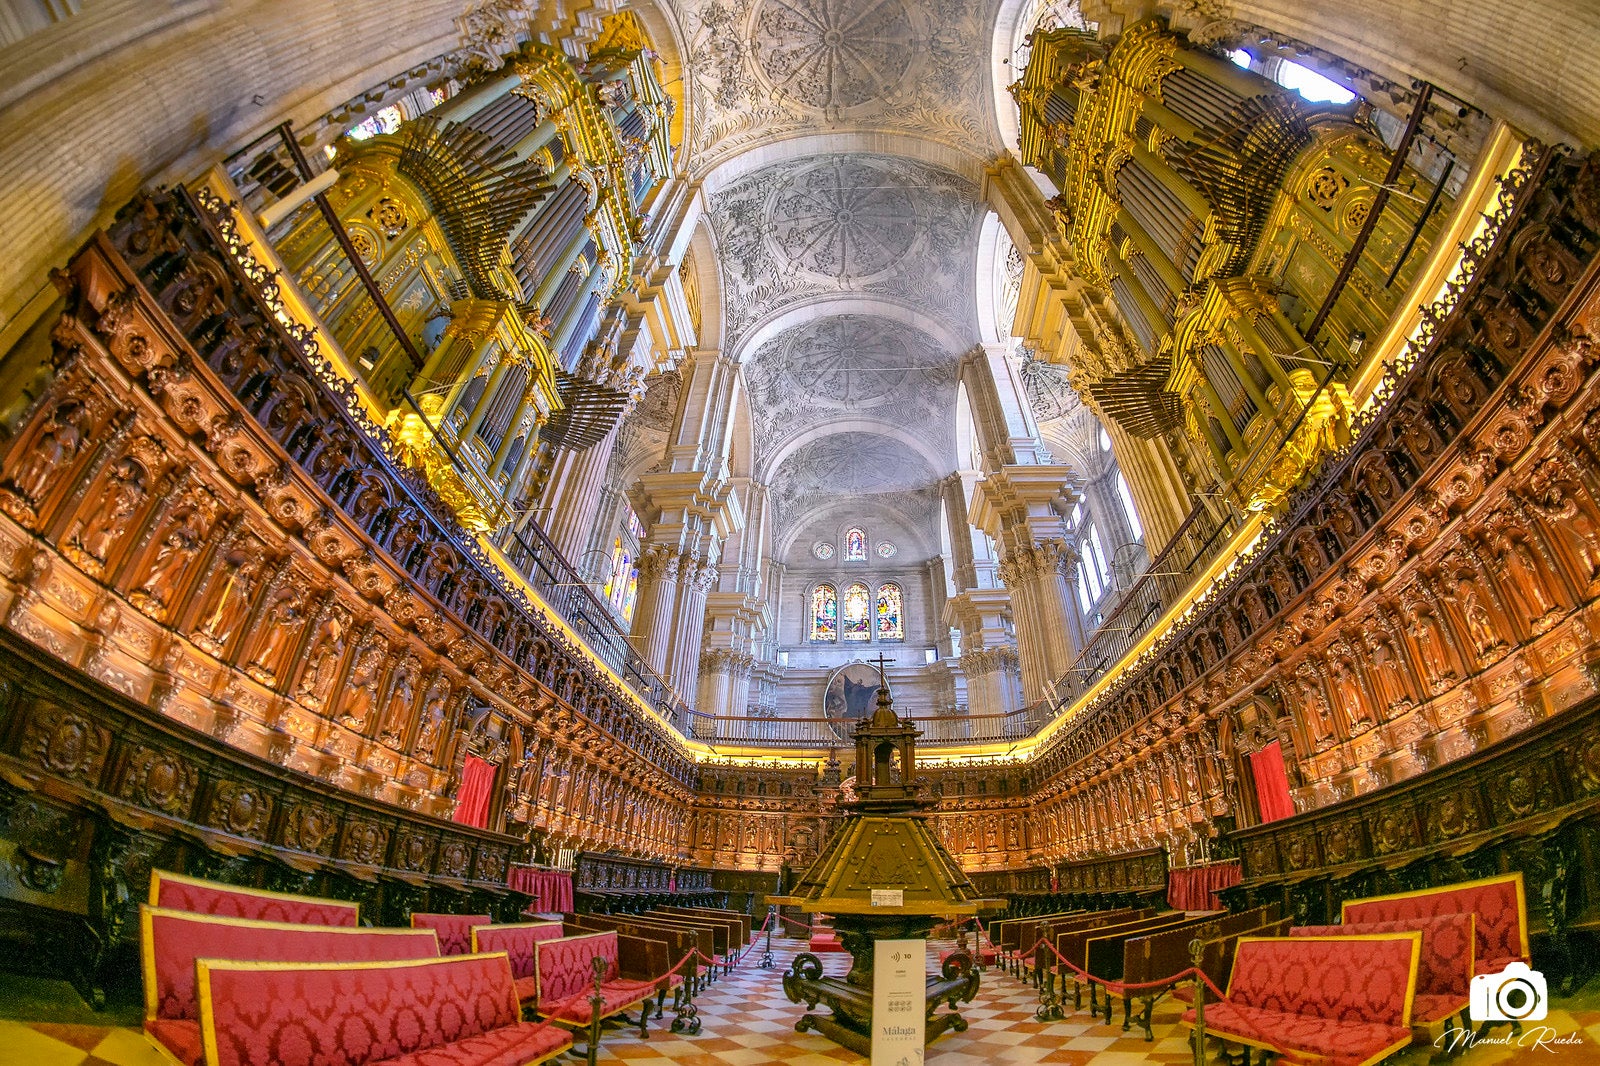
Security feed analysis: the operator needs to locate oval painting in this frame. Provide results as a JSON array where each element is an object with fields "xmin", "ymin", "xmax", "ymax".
[{"xmin": 824, "ymin": 661, "xmax": 887, "ymax": 739}]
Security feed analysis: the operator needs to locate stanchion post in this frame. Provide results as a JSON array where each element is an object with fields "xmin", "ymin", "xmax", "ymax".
[
  {"xmin": 587, "ymin": 957, "xmax": 607, "ymax": 1066},
  {"xmin": 761, "ymin": 905, "xmax": 775, "ymax": 968},
  {"xmin": 672, "ymin": 952, "xmax": 703, "ymax": 1035},
  {"xmin": 1188, "ymin": 939, "xmax": 1207, "ymax": 1066}
]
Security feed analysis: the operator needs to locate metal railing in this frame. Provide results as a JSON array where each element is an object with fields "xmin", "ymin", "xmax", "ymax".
[
  {"xmin": 1053, "ymin": 499, "xmax": 1240, "ymax": 706},
  {"xmin": 675, "ymin": 704, "xmax": 1056, "ymax": 749}
]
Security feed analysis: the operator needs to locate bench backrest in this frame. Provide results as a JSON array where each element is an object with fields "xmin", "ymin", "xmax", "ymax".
[
  {"xmin": 1124, "ymin": 904, "xmax": 1280, "ymax": 985},
  {"xmin": 141, "ymin": 906, "xmax": 438, "ymax": 1024},
  {"xmin": 995, "ymin": 910, "xmax": 1081, "ymax": 949},
  {"xmin": 410, "ymin": 913, "xmax": 493, "ymax": 956},
  {"xmin": 569, "ymin": 915, "xmax": 699, "ymax": 966},
  {"xmin": 1343, "ymin": 873, "xmax": 1526, "ymax": 972},
  {"xmin": 149, "ymin": 870, "xmax": 358, "ymax": 926},
  {"xmin": 196, "ymin": 953, "xmax": 519, "ymax": 1066},
  {"xmin": 1058, "ymin": 912, "xmax": 1184, "ymax": 968},
  {"xmin": 1295, "ymin": 914, "xmax": 1474, "ymax": 999},
  {"xmin": 1087, "ymin": 912, "xmax": 1212, "ymax": 978},
  {"xmin": 1229, "ymin": 934, "xmax": 1421, "ymax": 1028},
  {"xmin": 470, "ymin": 921, "xmax": 566, "ymax": 979},
  {"xmin": 649, "ymin": 909, "xmax": 730, "ymax": 952},
  {"xmin": 661, "ymin": 906, "xmax": 748, "ymax": 944},
  {"xmin": 535, "ymin": 930, "xmax": 619, "ymax": 1006}
]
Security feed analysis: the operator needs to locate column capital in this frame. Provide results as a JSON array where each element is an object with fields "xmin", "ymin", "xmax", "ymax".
[{"xmin": 970, "ymin": 464, "xmax": 1082, "ymax": 544}]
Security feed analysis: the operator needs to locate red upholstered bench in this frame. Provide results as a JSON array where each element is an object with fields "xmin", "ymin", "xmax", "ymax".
[
  {"xmin": 470, "ymin": 921, "xmax": 566, "ymax": 1006},
  {"xmin": 140, "ymin": 906, "xmax": 439, "ymax": 1066},
  {"xmin": 1343, "ymin": 873, "xmax": 1528, "ymax": 978},
  {"xmin": 534, "ymin": 930, "xmax": 658, "ymax": 1066},
  {"xmin": 149, "ymin": 870, "xmax": 358, "ymax": 926},
  {"xmin": 1183, "ymin": 933, "xmax": 1421, "ymax": 1066},
  {"xmin": 410, "ymin": 913, "xmax": 493, "ymax": 956},
  {"xmin": 1294, "ymin": 913, "xmax": 1474, "ymax": 1034},
  {"xmin": 195, "ymin": 952, "xmax": 572, "ymax": 1066}
]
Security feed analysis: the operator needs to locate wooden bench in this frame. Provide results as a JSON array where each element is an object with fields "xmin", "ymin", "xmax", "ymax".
[
  {"xmin": 1182, "ymin": 934, "xmax": 1421, "ymax": 1066},
  {"xmin": 410, "ymin": 912, "xmax": 492, "ymax": 956},
  {"xmin": 139, "ymin": 906, "xmax": 438, "ymax": 1066},
  {"xmin": 636, "ymin": 910, "xmax": 729, "ymax": 984},
  {"xmin": 1022, "ymin": 909, "xmax": 1142, "ymax": 983},
  {"xmin": 534, "ymin": 930, "xmax": 660, "ymax": 1065},
  {"xmin": 469, "ymin": 921, "xmax": 566, "ymax": 1009},
  {"xmin": 1086, "ymin": 909, "xmax": 1275, "ymax": 1027},
  {"xmin": 196, "ymin": 952, "xmax": 571, "ymax": 1066},
  {"xmin": 1058, "ymin": 912, "xmax": 1188, "ymax": 1011},
  {"xmin": 666, "ymin": 904, "xmax": 752, "ymax": 945},
  {"xmin": 1343, "ymin": 873, "xmax": 1528, "ymax": 977},
  {"xmin": 649, "ymin": 908, "xmax": 739, "ymax": 972},
  {"xmin": 148, "ymin": 870, "xmax": 357, "ymax": 926},
  {"xmin": 1294, "ymin": 913, "xmax": 1474, "ymax": 1038},
  {"xmin": 993, "ymin": 909, "xmax": 1082, "ymax": 972},
  {"xmin": 603, "ymin": 912, "xmax": 717, "ymax": 990},
  {"xmin": 659, "ymin": 905, "xmax": 748, "ymax": 966},
  {"xmin": 566, "ymin": 913, "xmax": 696, "ymax": 1012},
  {"xmin": 1027, "ymin": 909, "xmax": 1147, "ymax": 989},
  {"xmin": 1118, "ymin": 904, "xmax": 1281, "ymax": 1039}
]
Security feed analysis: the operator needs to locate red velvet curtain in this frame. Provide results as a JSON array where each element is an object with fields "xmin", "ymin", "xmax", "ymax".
[
  {"xmin": 453, "ymin": 755, "xmax": 496, "ymax": 829},
  {"xmin": 1250, "ymin": 740, "xmax": 1296, "ymax": 824}
]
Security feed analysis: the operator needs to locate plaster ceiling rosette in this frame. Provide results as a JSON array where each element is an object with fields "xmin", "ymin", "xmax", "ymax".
[
  {"xmin": 673, "ymin": 0, "xmax": 1002, "ymax": 170},
  {"xmin": 709, "ymin": 153, "xmax": 983, "ymax": 347},
  {"xmin": 743, "ymin": 314, "xmax": 958, "ymax": 464}
]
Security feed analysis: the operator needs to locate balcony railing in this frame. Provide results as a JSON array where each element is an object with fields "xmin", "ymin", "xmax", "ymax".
[
  {"xmin": 1052, "ymin": 499, "xmax": 1241, "ymax": 705},
  {"xmin": 676, "ymin": 704, "xmax": 1056, "ymax": 749}
]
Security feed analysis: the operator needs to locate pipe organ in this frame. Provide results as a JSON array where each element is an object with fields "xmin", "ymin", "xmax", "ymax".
[{"xmin": 1016, "ymin": 20, "xmax": 1450, "ymax": 510}]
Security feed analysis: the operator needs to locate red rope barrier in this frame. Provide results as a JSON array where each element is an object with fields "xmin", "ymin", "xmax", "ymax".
[{"xmin": 733, "ymin": 910, "xmax": 775, "ymax": 964}]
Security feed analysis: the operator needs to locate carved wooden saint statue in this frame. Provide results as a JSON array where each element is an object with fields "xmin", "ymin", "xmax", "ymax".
[
  {"xmin": 246, "ymin": 588, "xmax": 306, "ymax": 685},
  {"xmin": 64, "ymin": 456, "xmax": 146, "ymax": 572},
  {"xmin": 297, "ymin": 603, "xmax": 352, "ymax": 707},
  {"xmin": 6, "ymin": 399, "xmax": 88, "ymax": 516},
  {"xmin": 194, "ymin": 548, "xmax": 261, "ymax": 654},
  {"xmin": 132, "ymin": 496, "xmax": 213, "ymax": 618}
]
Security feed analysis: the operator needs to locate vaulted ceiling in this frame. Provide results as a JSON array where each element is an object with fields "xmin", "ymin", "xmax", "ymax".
[{"xmin": 667, "ymin": 0, "xmax": 1005, "ymax": 565}]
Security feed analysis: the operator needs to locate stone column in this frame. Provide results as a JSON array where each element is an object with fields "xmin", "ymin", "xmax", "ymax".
[
  {"xmin": 630, "ymin": 544, "xmax": 679, "ymax": 678},
  {"xmin": 668, "ymin": 555, "xmax": 716, "ymax": 699},
  {"xmin": 696, "ymin": 647, "xmax": 735, "ymax": 715},
  {"xmin": 971, "ymin": 465, "xmax": 1083, "ymax": 705}
]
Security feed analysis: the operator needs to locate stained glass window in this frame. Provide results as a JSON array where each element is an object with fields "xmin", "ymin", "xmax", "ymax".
[
  {"xmin": 844, "ymin": 528, "xmax": 867, "ymax": 561},
  {"xmin": 603, "ymin": 538, "xmax": 631, "ymax": 610},
  {"xmin": 813, "ymin": 541, "xmax": 835, "ymax": 560},
  {"xmin": 811, "ymin": 585, "xmax": 838, "ymax": 642},
  {"xmin": 876, "ymin": 540, "xmax": 897, "ymax": 558},
  {"xmin": 876, "ymin": 583, "xmax": 904, "ymax": 640},
  {"xmin": 842, "ymin": 582, "xmax": 871, "ymax": 641}
]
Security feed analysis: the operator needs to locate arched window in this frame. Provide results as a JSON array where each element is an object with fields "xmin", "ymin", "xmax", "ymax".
[
  {"xmin": 842, "ymin": 582, "xmax": 871, "ymax": 641},
  {"xmin": 876, "ymin": 583, "xmax": 904, "ymax": 640},
  {"xmin": 603, "ymin": 538, "xmax": 635, "ymax": 619},
  {"xmin": 844, "ymin": 528, "xmax": 867, "ymax": 561},
  {"xmin": 1115, "ymin": 471, "xmax": 1143, "ymax": 540},
  {"xmin": 811, "ymin": 585, "xmax": 838, "ymax": 642}
]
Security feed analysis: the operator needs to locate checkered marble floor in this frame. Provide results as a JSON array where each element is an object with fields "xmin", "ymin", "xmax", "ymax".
[
  {"xmin": 3, "ymin": 936, "xmax": 1599, "ymax": 1064},
  {"xmin": 581, "ymin": 937, "xmax": 1600, "ymax": 1066}
]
